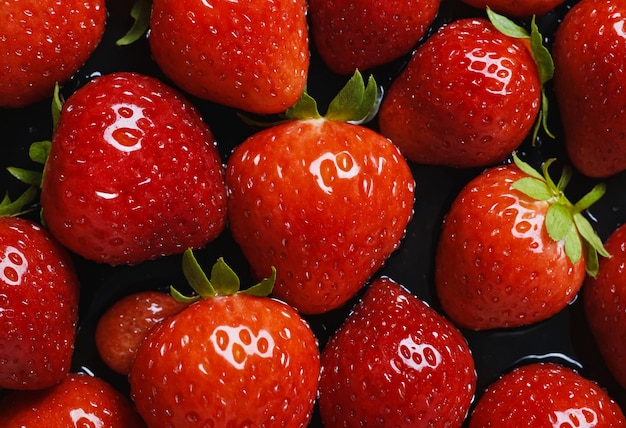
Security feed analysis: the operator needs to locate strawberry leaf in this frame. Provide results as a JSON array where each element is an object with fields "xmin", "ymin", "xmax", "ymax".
[
  {"xmin": 326, "ymin": 70, "xmax": 379, "ymax": 123},
  {"xmin": 574, "ymin": 183, "xmax": 606, "ymax": 211},
  {"xmin": 241, "ymin": 267, "xmax": 276, "ymax": 297},
  {"xmin": 529, "ymin": 17, "xmax": 554, "ymax": 86},
  {"xmin": 512, "ymin": 177, "xmax": 552, "ymax": 201},
  {"xmin": 210, "ymin": 258, "xmax": 240, "ymax": 295},
  {"xmin": 6, "ymin": 167, "xmax": 42, "ymax": 187},
  {"xmin": 285, "ymin": 91, "xmax": 322, "ymax": 120},
  {"xmin": 546, "ymin": 203, "xmax": 573, "ymax": 242},
  {"xmin": 181, "ymin": 248, "xmax": 216, "ymax": 298},
  {"xmin": 564, "ymin": 226, "xmax": 583, "ymax": 265},
  {"xmin": 487, "ymin": 7, "xmax": 529, "ymax": 39},
  {"xmin": 573, "ymin": 212, "xmax": 611, "ymax": 259},
  {"xmin": 30, "ymin": 140, "xmax": 51, "ymax": 165},
  {"xmin": 52, "ymin": 83, "xmax": 63, "ymax": 132},
  {"xmin": 116, "ymin": 0, "xmax": 151, "ymax": 46},
  {"xmin": 512, "ymin": 152, "xmax": 544, "ymax": 180},
  {"xmin": 0, "ymin": 186, "xmax": 38, "ymax": 217}
]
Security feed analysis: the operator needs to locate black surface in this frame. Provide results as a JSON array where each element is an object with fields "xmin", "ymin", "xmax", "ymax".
[{"xmin": 1, "ymin": 0, "xmax": 625, "ymax": 425}]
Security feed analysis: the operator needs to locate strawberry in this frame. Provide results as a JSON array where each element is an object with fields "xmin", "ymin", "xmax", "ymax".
[
  {"xmin": 148, "ymin": 0, "xmax": 309, "ymax": 114},
  {"xmin": 378, "ymin": 10, "xmax": 554, "ymax": 168},
  {"xmin": 40, "ymin": 72, "xmax": 227, "ymax": 265},
  {"xmin": 0, "ymin": 189, "xmax": 80, "ymax": 390},
  {"xmin": 0, "ymin": 0, "xmax": 106, "ymax": 108},
  {"xmin": 468, "ymin": 363, "xmax": 626, "ymax": 426},
  {"xmin": 129, "ymin": 251, "xmax": 320, "ymax": 427},
  {"xmin": 552, "ymin": 0, "xmax": 626, "ymax": 178},
  {"xmin": 319, "ymin": 277, "xmax": 476, "ymax": 427},
  {"xmin": 584, "ymin": 222, "xmax": 626, "ymax": 389},
  {"xmin": 95, "ymin": 290, "xmax": 189, "ymax": 375},
  {"xmin": 435, "ymin": 153, "xmax": 609, "ymax": 330},
  {"xmin": 0, "ymin": 372, "xmax": 147, "ymax": 426},
  {"xmin": 226, "ymin": 71, "xmax": 415, "ymax": 314},
  {"xmin": 308, "ymin": 0, "xmax": 441, "ymax": 75},
  {"xmin": 460, "ymin": 0, "xmax": 565, "ymax": 18}
]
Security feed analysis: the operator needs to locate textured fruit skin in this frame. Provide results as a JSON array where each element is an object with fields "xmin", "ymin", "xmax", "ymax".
[
  {"xmin": 319, "ymin": 277, "xmax": 476, "ymax": 427},
  {"xmin": 308, "ymin": 0, "xmax": 440, "ymax": 75},
  {"xmin": 41, "ymin": 72, "xmax": 227, "ymax": 265},
  {"xmin": 461, "ymin": 0, "xmax": 565, "ymax": 17},
  {"xmin": 469, "ymin": 363, "xmax": 626, "ymax": 427},
  {"xmin": 378, "ymin": 18, "xmax": 541, "ymax": 168},
  {"xmin": 0, "ymin": 373, "xmax": 147, "ymax": 427},
  {"xmin": 0, "ymin": 0, "xmax": 106, "ymax": 108},
  {"xmin": 435, "ymin": 164, "xmax": 586, "ymax": 330},
  {"xmin": 584, "ymin": 223, "xmax": 626, "ymax": 389},
  {"xmin": 129, "ymin": 294, "xmax": 320, "ymax": 428},
  {"xmin": 553, "ymin": 0, "xmax": 626, "ymax": 178},
  {"xmin": 0, "ymin": 217, "xmax": 80, "ymax": 390},
  {"xmin": 95, "ymin": 291, "xmax": 189, "ymax": 375},
  {"xmin": 149, "ymin": 0, "xmax": 309, "ymax": 114},
  {"xmin": 226, "ymin": 118, "xmax": 415, "ymax": 314}
]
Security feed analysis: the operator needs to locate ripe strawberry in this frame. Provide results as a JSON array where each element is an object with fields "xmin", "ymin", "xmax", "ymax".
[
  {"xmin": 226, "ymin": 72, "xmax": 415, "ymax": 314},
  {"xmin": 319, "ymin": 277, "xmax": 476, "ymax": 427},
  {"xmin": 468, "ymin": 363, "xmax": 626, "ymax": 426},
  {"xmin": 0, "ymin": 372, "xmax": 147, "ymax": 427},
  {"xmin": 148, "ymin": 0, "xmax": 309, "ymax": 114},
  {"xmin": 378, "ymin": 11, "xmax": 554, "ymax": 168},
  {"xmin": 435, "ymin": 153, "xmax": 608, "ymax": 330},
  {"xmin": 584, "ymin": 222, "xmax": 626, "ymax": 389},
  {"xmin": 95, "ymin": 290, "xmax": 189, "ymax": 375},
  {"xmin": 0, "ymin": 0, "xmax": 106, "ymax": 108},
  {"xmin": 129, "ymin": 252, "xmax": 320, "ymax": 427},
  {"xmin": 0, "ymin": 190, "xmax": 80, "ymax": 390},
  {"xmin": 461, "ymin": 0, "xmax": 565, "ymax": 18},
  {"xmin": 40, "ymin": 72, "xmax": 227, "ymax": 265},
  {"xmin": 553, "ymin": 0, "xmax": 626, "ymax": 178},
  {"xmin": 308, "ymin": 0, "xmax": 441, "ymax": 75}
]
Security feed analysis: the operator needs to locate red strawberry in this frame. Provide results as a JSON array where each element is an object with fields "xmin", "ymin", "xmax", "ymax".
[
  {"xmin": 468, "ymin": 363, "xmax": 626, "ymax": 426},
  {"xmin": 0, "ymin": 0, "xmax": 106, "ymax": 108},
  {"xmin": 95, "ymin": 290, "xmax": 189, "ymax": 375},
  {"xmin": 0, "ymin": 372, "xmax": 146, "ymax": 427},
  {"xmin": 0, "ymin": 190, "xmax": 80, "ymax": 390},
  {"xmin": 319, "ymin": 277, "xmax": 476, "ymax": 427},
  {"xmin": 378, "ymin": 11, "xmax": 553, "ymax": 168},
  {"xmin": 129, "ymin": 252, "xmax": 320, "ymax": 427},
  {"xmin": 226, "ymin": 72, "xmax": 415, "ymax": 314},
  {"xmin": 40, "ymin": 72, "xmax": 227, "ymax": 265},
  {"xmin": 435, "ymin": 153, "xmax": 608, "ymax": 330},
  {"xmin": 308, "ymin": 0, "xmax": 441, "ymax": 75},
  {"xmin": 461, "ymin": 0, "xmax": 565, "ymax": 18},
  {"xmin": 553, "ymin": 0, "xmax": 626, "ymax": 178},
  {"xmin": 584, "ymin": 222, "xmax": 626, "ymax": 389},
  {"xmin": 148, "ymin": 0, "xmax": 309, "ymax": 114}
]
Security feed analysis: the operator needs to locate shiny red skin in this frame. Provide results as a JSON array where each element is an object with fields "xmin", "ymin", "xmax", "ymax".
[
  {"xmin": 0, "ymin": 0, "xmax": 106, "ymax": 108},
  {"xmin": 0, "ymin": 217, "xmax": 79, "ymax": 390},
  {"xmin": 435, "ymin": 164, "xmax": 586, "ymax": 330},
  {"xmin": 226, "ymin": 118, "xmax": 415, "ymax": 314},
  {"xmin": 553, "ymin": 0, "xmax": 626, "ymax": 178},
  {"xmin": 461, "ymin": 0, "xmax": 565, "ymax": 17},
  {"xmin": 319, "ymin": 277, "xmax": 476, "ymax": 427},
  {"xmin": 0, "ymin": 373, "xmax": 146, "ymax": 427},
  {"xmin": 41, "ymin": 72, "xmax": 227, "ymax": 265},
  {"xmin": 129, "ymin": 294, "xmax": 320, "ymax": 428},
  {"xmin": 378, "ymin": 18, "xmax": 541, "ymax": 168},
  {"xmin": 584, "ymin": 223, "xmax": 626, "ymax": 389},
  {"xmin": 95, "ymin": 291, "xmax": 189, "ymax": 375},
  {"xmin": 309, "ymin": 0, "xmax": 441, "ymax": 75},
  {"xmin": 149, "ymin": 0, "xmax": 309, "ymax": 114},
  {"xmin": 469, "ymin": 363, "xmax": 626, "ymax": 426}
]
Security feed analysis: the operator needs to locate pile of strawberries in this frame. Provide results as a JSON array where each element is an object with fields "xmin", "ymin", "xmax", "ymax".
[{"xmin": 1, "ymin": 0, "xmax": 626, "ymax": 426}]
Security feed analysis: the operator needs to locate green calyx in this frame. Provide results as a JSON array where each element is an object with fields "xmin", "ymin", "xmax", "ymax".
[
  {"xmin": 0, "ymin": 186, "xmax": 38, "ymax": 217},
  {"xmin": 116, "ymin": 0, "xmax": 151, "ymax": 46},
  {"xmin": 171, "ymin": 249, "xmax": 276, "ymax": 303},
  {"xmin": 487, "ymin": 7, "xmax": 555, "ymax": 143},
  {"xmin": 511, "ymin": 152, "xmax": 610, "ymax": 277},
  {"xmin": 285, "ymin": 69, "xmax": 381, "ymax": 124}
]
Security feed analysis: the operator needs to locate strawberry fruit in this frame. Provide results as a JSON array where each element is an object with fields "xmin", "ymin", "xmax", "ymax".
[
  {"xmin": 40, "ymin": 72, "xmax": 227, "ymax": 265},
  {"xmin": 0, "ymin": 0, "xmax": 106, "ymax": 108},
  {"xmin": 552, "ymin": 0, "xmax": 626, "ymax": 178},
  {"xmin": 378, "ymin": 11, "xmax": 553, "ymax": 168},
  {"xmin": 469, "ymin": 363, "xmax": 626, "ymax": 426},
  {"xmin": 584, "ymin": 222, "xmax": 626, "ymax": 389},
  {"xmin": 319, "ymin": 277, "xmax": 476, "ymax": 426},
  {"xmin": 308, "ymin": 0, "xmax": 441, "ymax": 75},
  {"xmin": 226, "ymin": 71, "xmax": 415, "ymax": 314},
  {"xmin": 435, "ymin": 153, "xmax": 608, "ymax": 330},
  {"xmin": 148, "ymin": 0, "xmax": 309, "ymax": 114},
  {"xmin": 129, "ymin": 251, "xmax": 321, "ymax": 427},
  {"xmin": 0, "ymin": 190, "xmax": 80, "ymax": 390}
]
